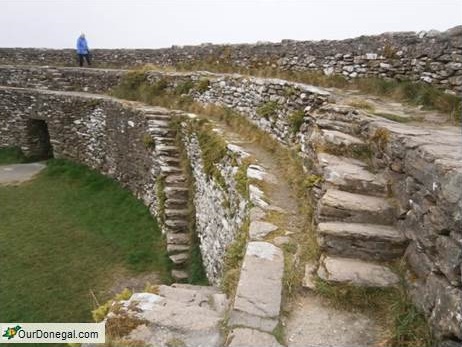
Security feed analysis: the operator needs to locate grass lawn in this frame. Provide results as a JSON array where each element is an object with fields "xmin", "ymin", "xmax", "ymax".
[{"xmin": 0, "ymin": 158, "xmax": 170, "ymax": 324}]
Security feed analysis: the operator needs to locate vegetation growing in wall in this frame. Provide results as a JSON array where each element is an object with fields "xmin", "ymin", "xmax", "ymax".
[
  {"xmin": 256, "ymin": 100, "xmax": 279, "ymax": 120},
  {"xmin": 156, "ymin": 175, "xmax": 166, "ymax": 224},
  {"xmin": 0, "ymin": 159, "xmax": 170, "ymax": 324},
  {"xmin": 195, "ymin": 78, "xmax": 210, "ymax": 93},
  {"xmin": 142, "ymin": 133, "xmax": 155, "ymax": 149},
  {"xmin": 288, "ymin": 109, "xmax": 305, "ymax": 134},
  {"xmin": 0, "ymin": 146, "xmax": 28, "ymax": 164},
  {"xmin": 174, "ymin": 79, "xmax": 195, "ymax": 95},
  {"xmin": 221, "ymin": 219, "xmax": 249, "ymax": 296},
  {"xmin": 171, "ymin": 63, "xmax": 461, "ymax": 123},
  {"xmin": 234, "ymin": 160, "xmax": 250, "ymax": 198}
]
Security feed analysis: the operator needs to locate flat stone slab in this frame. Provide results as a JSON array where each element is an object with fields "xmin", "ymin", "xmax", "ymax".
[
  {"xmin": 129, "ymin": 295, "xmax": 223, "ymax": 347},
  {"xmin": 230, "ymin": 241, "xmax": 284, "ymax": 332},
  {"xmin": 318, "ymin": 222, "xmax": 407, "ymax": 261},
  {"xmin": 249, "ymin": 221, "xmax": 278, "ymax": 240},
  {"xmin": 247, "ymin": 164, "xmax": 277, "ymax": 184},
  {"xmin": 285, "ymin": 293, "xmax": 383, "ymax": 347},
  {"xmin": 0, "ymin": 163, "xmax": 46, "ymax": 185},
  {"xmin": 321, "ymin": 129, "xmax": 365, "ymax": 146},
  {"xmin": 318, "ymin": 255, "xmax": 399, "ymax": 287},
  {"xmin": 228, "ymin": 328, "xmax": 283, "ymax": 347},
  {"xmin": 319, "ymin": 189, "xmax": 395, "ymax": 224},
  {"xmin": 318, "ymin": 153, "xmax": 387, "ymax": 195}
]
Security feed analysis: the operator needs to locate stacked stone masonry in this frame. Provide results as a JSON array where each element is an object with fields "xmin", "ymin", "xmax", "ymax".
[
  {"xmin": 181, "ymin": 125, "xmax": 249, "ymax": 284},
  {"xmin": 0, "ymin": 64, "xmax": 461, "ymax": 342},
  {"xmin": 1, "ymin": 26, "xmax": 461, "ymax": 94}
]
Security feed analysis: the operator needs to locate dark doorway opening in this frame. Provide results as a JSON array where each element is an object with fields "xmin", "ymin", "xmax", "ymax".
[{"xmin": 27, "ymin": 119, "xmax": 53, "ymax": 160}]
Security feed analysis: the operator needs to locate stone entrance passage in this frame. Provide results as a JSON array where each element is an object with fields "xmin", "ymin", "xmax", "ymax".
[{"xmin": 26, "ymin": 119, "xmax": 53, "ymax": 159}]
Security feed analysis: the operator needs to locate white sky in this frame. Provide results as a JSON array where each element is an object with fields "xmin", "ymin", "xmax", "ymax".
[{"xmin": 0, "ymin": 0, "xmax": 461, "ymax": 49}]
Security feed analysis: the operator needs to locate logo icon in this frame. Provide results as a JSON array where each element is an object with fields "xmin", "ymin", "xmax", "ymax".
[{"xmin": 2, "ymin": 325, "xmax": 22, "ymax": 340}]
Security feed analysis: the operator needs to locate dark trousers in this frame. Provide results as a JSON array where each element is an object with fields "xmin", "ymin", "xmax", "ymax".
[{"xmin": 78, "ymin": 54, "xmax": 91, "ymax": 67}]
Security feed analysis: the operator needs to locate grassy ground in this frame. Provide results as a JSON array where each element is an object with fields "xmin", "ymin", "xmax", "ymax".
[{"xmin": 0, "ymin": 159, "xmax": 170, "ymax": 325}]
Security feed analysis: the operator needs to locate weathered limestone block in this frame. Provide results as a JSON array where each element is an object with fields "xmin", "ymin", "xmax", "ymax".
[
  {"xmin": 230, "ymin": 242, "xmax": 284, "ymax": 332},
  {"xmin": 424, "ymin": 273, "xmax": 462, "ymax": 339},
  {"xmin": 318, "ymin": 255, "xmax": 399, "ymax": 287},
  {"xmin": 436, "ymin": 236, "xmax": 462, "ymax": 286}
]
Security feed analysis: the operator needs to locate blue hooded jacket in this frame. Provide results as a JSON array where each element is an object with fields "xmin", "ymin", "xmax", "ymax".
[{"xmin": 76, "ymin": 35, "xmax": 89, "ymax": 55}]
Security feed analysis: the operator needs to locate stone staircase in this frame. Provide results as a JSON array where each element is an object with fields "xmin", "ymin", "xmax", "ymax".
[
  {"xmin": 313, "ymin": 129, "xmax": 407, "ymax": 288},
  {"xmin": 145, "ymin": 110, "xmax": 191, "ymax": 282}
]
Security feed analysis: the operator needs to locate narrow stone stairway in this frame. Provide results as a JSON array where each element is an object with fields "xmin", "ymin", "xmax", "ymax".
[
  {"xmin": 145, "ymin": 110, "xmax": 191, "ymax": 282},
  {"xmin": 313, "ymin": 132, "xmax": 407, "ymax": 288}
]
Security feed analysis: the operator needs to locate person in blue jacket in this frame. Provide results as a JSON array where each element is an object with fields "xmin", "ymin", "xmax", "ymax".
[{"xmin": 76, "ymin": 33, "xmax": 91, "ymax": 67}]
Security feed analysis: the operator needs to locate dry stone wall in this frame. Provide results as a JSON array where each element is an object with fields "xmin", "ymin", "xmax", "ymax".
[
  {"xmin": 0, "ymin": 85, "xmax": 251, "ymax": 285},
  {"xmin": 0, "ymin": 65, "xmax": 124, "ymax": 93},
  {"xmin": 181, "ymin": 123, "xmax": 249, "ymax": 284},
  {"xmin": 1, "ymin": 66, "xmax": 460, "ymax": 341},
  {"xmin": 0, "ymin": 87, "xmax": 163, "ymax": 212},
  {"xmin": 1, "ymin": 26, "xmax": 461, "ymax": 93}
]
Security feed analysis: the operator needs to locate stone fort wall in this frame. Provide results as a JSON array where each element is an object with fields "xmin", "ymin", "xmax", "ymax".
[
  {"xmin": 0, "ymin": 66, "xmax": 460, "ymax": 340},
  {"xmin": 0, "ymin": 26, "xmax": 461, "ymax": 94}
]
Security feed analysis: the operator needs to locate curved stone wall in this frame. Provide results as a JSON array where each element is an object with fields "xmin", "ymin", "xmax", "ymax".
[
  {"xmin": 0, "ymin": 26, "xmax": 461, "ymax": 93},
  {"xmin": 0, "ymin": 66, "xmax": 460, "ymax": 341}
]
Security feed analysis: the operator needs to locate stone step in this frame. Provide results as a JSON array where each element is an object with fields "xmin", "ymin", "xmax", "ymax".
[
  {"xmin": 320, "ymin": 129, "xmax": 368, "ymax": 155},
  {"xmin": 169, "ymin": 252, "xmax": 189, "ymax": 265},
  {"xmin": 165, "ymin": 198, "xmax": 188, "ymax": 209},
  {"xmin": 159, "ymin": 156, "xmax": 181, "ymax": 165},
  {"xmin": 167, "ymin": 244, "xmax": 190, "ymax": 255},
  {"xmin": 317, "ymin": 222, "xmax": 407, "ymax": 261},
  {"xmin": 165, "ymin": 180, "xmax": 187, "ymax": 189},
  {"xmin": 125, "ymin": 292, "xmax": 222, "ymax": 347},
  {"xmin": 156, "ymin": 137, "xmax": 176, "ymax": 144},
  {"xmin": 165, "ymin": 208, "xmax": 189, "ymax": 218},
  {"xmin": 146, "ymin": 119, "xmax": 170, "ymax": 128},
  {"xmin": 166, "ymin": 232, "xmax": 190, "ymax": 245},
  {"xmin": 318, "ymin": 153, "xmax": 387, "ymax": 196},
  {"xmin": 150, "ymin": 128, "xmax": 176, "ymax": 137},
  {"xmin": 318, "ymin": 189, "xmax": 395, "ymax": 225},
  {"xmin": 316, "ymin": 119, "xmax": 359, "ymax": 135},
  {"xmin": 159, "ymin": 284, "xmax": 221, "ymax": 308},
  {"xmin": 317, "ymin": 255, "xmax": 399, "ymax": 288},
  {"xmin": 156, "ymin": 145, "xmax": 180, "ymax": 155},
  {"xmin": 171, "ymin": 269, "xmax": 189, "ymax": 281},
  {"xmin": 145, "ymin": 113, "xmax": 172, "ymax": 120},
  {"xmin": 165, "ymin": 219, "xmax": 189, "ymax": 230},
  {"xmin": 165, "ymin": 174, "xmax": 186, "ymax": 184},
  {"xmin": 165, "ymin": 186, "xmax": 189, "ymax": 199},
  {"xmin": 160, "ymin": 165, "xmax": 182, "ymax": 174}
]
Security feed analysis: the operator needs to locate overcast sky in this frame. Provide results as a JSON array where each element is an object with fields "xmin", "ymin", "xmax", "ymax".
[{"xmin": 0, "ymin": 0, "xmax": 461, "ymax": 49}]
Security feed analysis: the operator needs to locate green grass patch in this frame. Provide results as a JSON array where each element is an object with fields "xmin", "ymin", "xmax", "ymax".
[
  {"xmin": 0, "ymin": 146, "xmax": 28, "ymax": 164},
  {"xmin": 0, "ymin": 159, "xmax": 170, "ymax": 324}
]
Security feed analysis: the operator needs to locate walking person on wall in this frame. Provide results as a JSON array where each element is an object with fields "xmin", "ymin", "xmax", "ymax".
[{"xmin": 76, "ymin": 33, "xmax": 91, "ymax": 67}]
